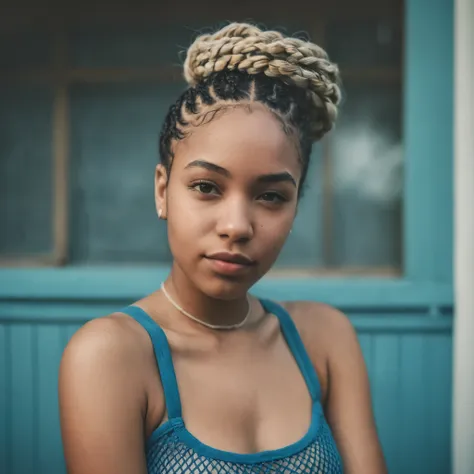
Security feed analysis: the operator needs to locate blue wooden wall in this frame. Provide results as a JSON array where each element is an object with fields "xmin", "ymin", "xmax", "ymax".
[{"xmin": 0, "ymin": 301, "xmax": 453, "ymax": 474}]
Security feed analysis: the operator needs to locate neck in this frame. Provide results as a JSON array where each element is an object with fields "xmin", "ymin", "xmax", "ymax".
[{"xmin": 163, "ymin": 264, "xmax": 251, "ymax": 328}]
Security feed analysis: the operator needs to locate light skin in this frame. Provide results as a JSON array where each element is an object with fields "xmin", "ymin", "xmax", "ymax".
[{"xmin": 59, "ymin": 103, "xmax": 387, "ymax": 473}]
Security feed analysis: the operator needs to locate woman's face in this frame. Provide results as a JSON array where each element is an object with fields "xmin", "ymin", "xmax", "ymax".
[{"xmin": 155, "ymin": 104, "xmax": 301, "ymax": 300}]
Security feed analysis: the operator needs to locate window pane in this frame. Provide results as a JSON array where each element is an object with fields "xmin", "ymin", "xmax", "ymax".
[
  {"xmin": 69, "ymin": 83, "xmax": 184, "ymax": 263},
  {"xmin": 69, "ymin": 24, "xmax": 210, "ymax": 69},
  {"xmin": 0, "ymin": 32, "xmax": 52, "ymax": 70},
  {"xmin": 275, "ymin": 146, "xmax": 324, "ymax": 269},
  {"xmin": 329, "ymin": 83, "xmax": 403, "ymax": 268},
  {"xmin": 9, "ymin": 3, "xmax": 401, "ymax": 270},
  {"xmin": 67, "ymin": 21, "xmax": 318, "ymax": 267},
  {"xmin": 325, "ymin": 17, "xmax": 402, "ymax": 68},
  {"xmin": 69, "ymin": 21, "xmax": 312, "ymax": 70},
  {"xmin": 0, "ymin": 86, "xmax": 54, "ymax": 257}
]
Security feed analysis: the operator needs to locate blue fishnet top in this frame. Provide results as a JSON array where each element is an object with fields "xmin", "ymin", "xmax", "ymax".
[{"xmin": 120, "ymin": 298, "xmax": 343, "ymax": 473}]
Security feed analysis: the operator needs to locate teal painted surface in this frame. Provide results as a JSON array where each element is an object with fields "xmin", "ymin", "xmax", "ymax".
[
  {"xmin": 404, "ymin": 0, "xmax": 454, "ymax": 282},
  {"xmin": 0, "ymin": 324, "xmax": 8, "ymax": 474},
  {"xmin": 10, "ymin": 325, "xmax": 35, "ymax": 474},
  {"xmin": 37, "ymin": 325, "xmax": 65, "ymax": 473},
  {"xmin": 0, "ymin": 309, "xmax": 453, "ymax": 474},
  {"xmin": 0, "ymin": 268, "xmax": 454, "ymax": 308}
]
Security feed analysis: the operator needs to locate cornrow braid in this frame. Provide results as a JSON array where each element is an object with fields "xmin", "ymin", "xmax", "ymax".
[{"xmin": 159, "ymin": 22, "xmax": 341, "ymax": 197}]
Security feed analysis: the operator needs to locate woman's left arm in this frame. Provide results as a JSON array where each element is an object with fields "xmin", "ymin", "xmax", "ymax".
[{"xmin": 322, "ymin": 307, "xmax": 387, "ymax": 474}]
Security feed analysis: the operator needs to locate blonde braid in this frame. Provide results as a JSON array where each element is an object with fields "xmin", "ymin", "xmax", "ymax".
[{"xmin": 183, "ymin": 23, "xmax": 341, "ymax": 140}]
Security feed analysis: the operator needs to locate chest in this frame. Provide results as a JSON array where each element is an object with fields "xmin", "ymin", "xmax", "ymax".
[{"xmin": 149, "ymin": 327, "xmax": 321, "ymax": 454}]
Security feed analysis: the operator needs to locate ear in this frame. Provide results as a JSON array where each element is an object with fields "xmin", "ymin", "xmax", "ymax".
[{"xmin": 155, "ymin": 164, "xmax": 168, "ymax": 220}]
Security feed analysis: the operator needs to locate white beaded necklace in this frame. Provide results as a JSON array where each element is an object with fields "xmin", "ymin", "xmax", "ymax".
[{"xmin": 160, "ymin": 282, "xmax": 251, "ymax": 330}]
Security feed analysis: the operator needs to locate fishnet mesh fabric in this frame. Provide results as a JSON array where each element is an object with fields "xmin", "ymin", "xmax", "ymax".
[{"xmin": 146, "ymin": 413, "xmax": 342, "ymax": 473}]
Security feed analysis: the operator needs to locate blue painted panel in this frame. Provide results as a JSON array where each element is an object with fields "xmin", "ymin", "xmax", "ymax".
[
  {"xmin": 0, "ymin": 313, "xmax": 453, "ymax": 474},
  {"xmin": 357, "ymin": 333, "xmax": 374, "ymax": 387},
  {"xmin": 399, "ymin": 335, "xmax": 427, "ymax": 472},
  {"xmin": 404, "ymin": 0, "xmax": 453, "ymax": 282},
  {"xmin": 0, "ymin": 267, "xmax": 454, "ymax": 308},
  {"xmin": 63, "ymin": 324, "xmax": 83, "ymax": 343},
  {"xmin": 425, "ymin": 334, "xmax": 452, "ymax": 474},
  {"xmin": 37, "ymin": 325, "xmax": 66, "ymax": 474},
  {"xmin": 0, "ymin": 325, "xmax": 8, "ymax": 474},
  {"xmin": 0, "ymin": 303, "xmax": 454, "ymax": 337},
  {"xmin": 10, "ymin": 325, "xmax": 36, "ymax": 473},
  {"xmin": 372, "ymin": 335, "xmax": 401, "ymax": 471}
]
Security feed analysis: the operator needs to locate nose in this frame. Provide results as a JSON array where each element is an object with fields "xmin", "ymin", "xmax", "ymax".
[{"xmin": 216, "ymin": 198, "xmax": 254, "ymax": 243}]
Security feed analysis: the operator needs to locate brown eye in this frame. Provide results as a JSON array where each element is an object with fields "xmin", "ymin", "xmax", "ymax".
[
  {"xmin": 190, "ymin": 181, "xmax": 219, "ymax": 195},
  {"xmin": 198, "ymin": 183, "xmax": 214, "ymax": 194},
  {"xmin": 259, "ymin": 192, "xmax": 286, "ymax": 203}
]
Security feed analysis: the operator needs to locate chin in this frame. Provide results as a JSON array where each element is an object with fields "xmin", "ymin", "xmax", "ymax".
[{"xmin": 200, "ymin": 274, "xmax": 258, "ymax": 301}]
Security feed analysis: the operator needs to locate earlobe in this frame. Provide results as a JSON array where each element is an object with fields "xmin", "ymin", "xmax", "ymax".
[{"xmin": 155, "ymin": 164, "xmax": 168, "ymax": 220}]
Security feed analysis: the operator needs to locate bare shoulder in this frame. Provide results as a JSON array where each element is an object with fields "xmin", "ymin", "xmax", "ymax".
[
  {"xmin": 61, "ymin": 314, "xmax": 147, "ymax": 372},
  {"xmin": 277, "ymin": 301, "xmax": 360, "ymax": 404},
  {"xmin": 59, "ymin": 314, "xmax": 152, "ymax": 413},
  {"xmin": 283, "ymin": 300, "xmax": 362, "ymax": 375},
  {"xmin": 58, "ymin": 315, "xmax": 153, "ymax": 474},
  {"xmin": 279, "ymin": 300, "xmax": 356, "ymax": 351}
]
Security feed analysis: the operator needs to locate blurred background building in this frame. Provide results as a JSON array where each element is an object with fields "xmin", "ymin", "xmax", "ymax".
[{"xmin": 0, "ymin": 0, "xmax": 472, "ymax": 473}]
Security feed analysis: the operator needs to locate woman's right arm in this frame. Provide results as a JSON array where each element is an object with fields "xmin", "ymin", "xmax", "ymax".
[{"xmin": 59, "ymin": 317, "xmax": 149, "ymax": 474}]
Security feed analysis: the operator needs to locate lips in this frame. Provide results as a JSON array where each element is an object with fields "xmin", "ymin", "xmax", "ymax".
[
  {"xmin": 206, "ymin": 252, "xmax": 255, "ymax": 266},
  {"xmin": 205, "ymin": 252, "xmax": 255, "ymax": 276}
]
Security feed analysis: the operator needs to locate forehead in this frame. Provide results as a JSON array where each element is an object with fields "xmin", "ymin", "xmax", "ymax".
[{"xmin": 173, "ymin": 104, "xmax": 301, "ymax": 178}]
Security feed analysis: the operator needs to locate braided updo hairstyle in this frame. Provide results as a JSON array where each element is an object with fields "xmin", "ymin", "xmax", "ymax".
[{"xmin": 159, "ymin": 22, "xmax": 341, "ymax": 196}]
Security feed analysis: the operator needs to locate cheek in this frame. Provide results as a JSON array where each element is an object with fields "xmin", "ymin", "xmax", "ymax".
[
  {"xmin": 165, "ymin": 190, "xmax": 210, "ymax": 255},
  {"xmin": 166, "ymin": 214, "xmax": 196, "ymax": 264}
]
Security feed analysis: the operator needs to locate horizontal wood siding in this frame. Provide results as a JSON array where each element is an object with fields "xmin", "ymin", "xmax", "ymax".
[{"xmin": 0, "ymin": 306, "xmax": 453, "ymax": 474}]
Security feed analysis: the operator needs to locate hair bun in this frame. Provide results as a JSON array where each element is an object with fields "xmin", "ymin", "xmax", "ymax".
[{"xmin": 183, "ymin": 22, "xmax": 341, "ymax": 139}]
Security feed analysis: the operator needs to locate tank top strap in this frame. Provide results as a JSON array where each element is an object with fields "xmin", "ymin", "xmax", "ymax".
[
  {"xmin": 259, "ymin": 298, "xmax": 321, "ymax": 402},
  {"xmin": 119, "ymin": 305, "xmax": 182, "ymax": 420}
]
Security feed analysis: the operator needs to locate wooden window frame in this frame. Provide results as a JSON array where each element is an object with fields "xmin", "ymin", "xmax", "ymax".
[
  {"xmin": 0, "ymin": 16, "xmax": 403, "ymax": 273},
  {"xmin": 0, "ymin": 0, "xmax": 454, "ymax": 310}
]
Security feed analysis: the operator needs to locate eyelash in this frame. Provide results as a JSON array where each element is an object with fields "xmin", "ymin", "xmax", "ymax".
[
  {"xmin": 189, "ymin": 180, "xmax": 288, "ymax": 204},
  {"xmin": 189, "ymin": 180, "xmax": 219, "ymax": 196}
]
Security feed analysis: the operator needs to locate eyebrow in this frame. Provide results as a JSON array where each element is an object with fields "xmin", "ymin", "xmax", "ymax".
[
  {"xmin": 185, "ymin": 160, "xmax": 231, "ymax": 178},
  {"xmin": 184, "ymin": 160, "xmax": 297, "ymax": 187},
  {"xmin": 257, "ymin": 172, "xmax": 297, "ymax": 187}
]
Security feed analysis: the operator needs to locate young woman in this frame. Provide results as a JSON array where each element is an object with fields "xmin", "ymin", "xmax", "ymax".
[{"xmin": 59, "ymin": 22, "xmax": 387, "ymax": 474}]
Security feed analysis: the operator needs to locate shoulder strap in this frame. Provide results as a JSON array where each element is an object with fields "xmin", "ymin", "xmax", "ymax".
[
  {"xmin": 119, "ymin": 305, "xmax": 182, "ymax": 419},
  {"xmin": 259, "ymin": 299, "xmax": 321, "ymax": 402}
]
